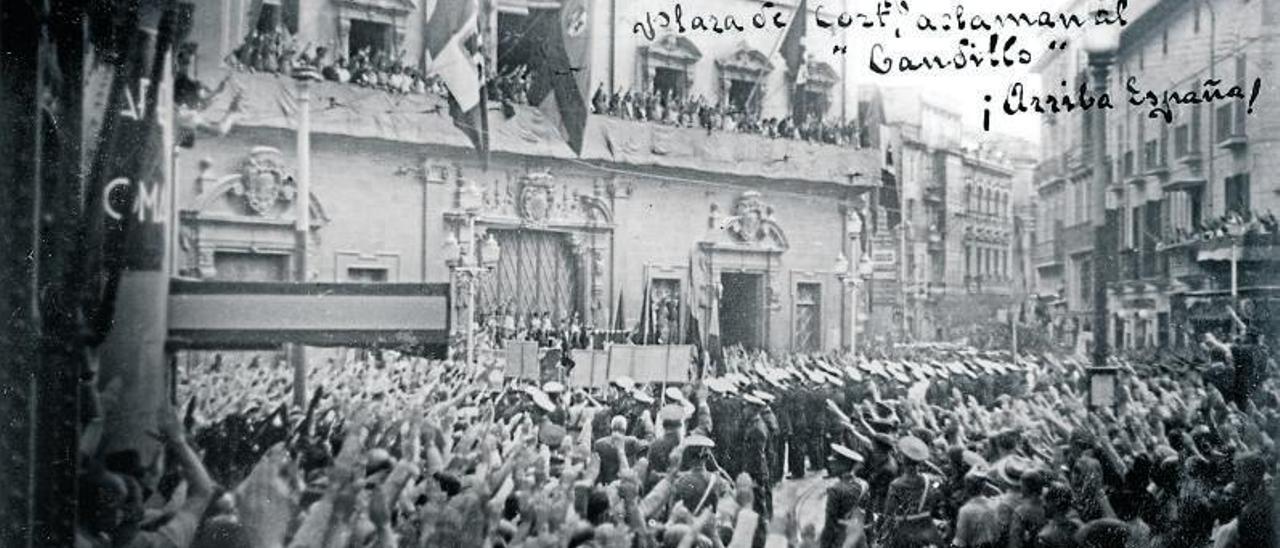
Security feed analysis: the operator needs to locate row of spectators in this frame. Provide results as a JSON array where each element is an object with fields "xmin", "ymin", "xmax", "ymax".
[
  {"xmin": 1162, "ymin": 210, "xmax": 1280, "ymax": 247},
  {"xmin": 590, "ymin": 85, "xmax": 864, "ymax": 146},
  {"xmin": 222, "ymin": 29, "xmax": 864, "ymax": 147}
]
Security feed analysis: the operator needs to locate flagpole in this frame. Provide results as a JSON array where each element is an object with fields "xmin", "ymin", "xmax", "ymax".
[
  {"xmin": 478, "ymin": 54, "xmax": 490, "ymax": 172},
  {"xmin": 742, "ymin": 1, "xmax": 805, "ymax": 115},
  {"xmin": 291, "ymin": 77, "xmax": 312, "ymax": 407}
]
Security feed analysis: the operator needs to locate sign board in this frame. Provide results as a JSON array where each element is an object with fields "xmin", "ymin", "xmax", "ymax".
[
  {"xmin": 503, "ymin": 341, "xmax": 539, "ymax": 380},
  {"xmin": 608, "ymin": 345, "xmax": 693, "ymax": 384},
  {"xmin": 166, "ymin": 281, "xmax": 450, "ymax": 349},
  {"xmin": 566, "ymin": 349, "xmax": 611, "ymax": 387}
]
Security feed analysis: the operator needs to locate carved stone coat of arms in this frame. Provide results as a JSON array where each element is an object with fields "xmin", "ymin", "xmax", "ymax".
[{"xmin": 236, "ymin": 147, "xmax": 296, "ymax": 216}]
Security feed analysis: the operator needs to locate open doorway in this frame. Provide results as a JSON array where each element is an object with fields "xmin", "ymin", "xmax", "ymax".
[{"xmin": 719, "ymin": 272, "xmax": 764, "ymax": 350}]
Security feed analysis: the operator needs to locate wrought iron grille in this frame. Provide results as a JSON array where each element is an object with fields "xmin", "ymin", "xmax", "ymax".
[{"xmin": 477, "ymin": 229, "xmax": 580, "ymax": 321}]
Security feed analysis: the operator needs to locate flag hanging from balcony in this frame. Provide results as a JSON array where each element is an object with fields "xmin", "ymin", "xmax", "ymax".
[
  {"xmin": 779, "ymin": 0, "xmax": 808, "ymax": 120},
  {"xmin": 530, "ymin": 0, "xmax": 592, "ymax": 155},
  {"xmin": 425, "ymin": 0, "xmax": 489, "ymax": 166}
]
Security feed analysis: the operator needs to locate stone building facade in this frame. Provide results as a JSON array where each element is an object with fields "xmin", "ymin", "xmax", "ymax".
[
  {"xmin": 175, "ymin": 0, "xmax": 879, "ymax": 356},
  {"xmin": 1033, "ymin": 0, "xmax": 1280, "ymax": 348},
  {"xmin": 861, "ymin": 87, "xmax": 1032, "ymax": 344}
]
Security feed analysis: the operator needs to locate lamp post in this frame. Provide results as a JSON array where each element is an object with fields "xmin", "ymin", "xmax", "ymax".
[
  {"xmin": 1083, "ymin": 14, "xmax": 1119, "ymax": 369},
  {"xmin": 1083, "ymin": 11, "xmax": 1120, "ymax": 405},
  {"xmin": 445, "ymin": 180, "xmax": 501, "ymax": 365},
  {"xmin": 836, "ymin": 251, "xmax": 875, "ymax": 353}
]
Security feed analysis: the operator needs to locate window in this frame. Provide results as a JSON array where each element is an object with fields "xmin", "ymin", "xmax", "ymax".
[
  {"xmin": 1079, "ymin": 258, "xmax": 1093, "ymax": 306},
  {"xmin": 1217, "ymin": 104, "xmax": 1235, "ymax": 141},
  {"xmin": 794, "ymin": 283, "xmax": 822, "ymax": 352},
  {"xmin": 653, "ymin": 67, "xmax": 686, "ymax": 99},
  {"xmin": 1225, "ymin": 173, "xmax": 1251, "ymax": 214},
  {"xmin": 348, "ymin": 19, "xmax": 392, "ymax": 59},
  {"xmin": 1122, "ymin": 150, "xmax": 1135, "ymax": 177},
  {"xmin": 1162, "ymin": 30, "xmax": 1168, "ymax": 56},
  {"xmin": 1144, "ymin": 139, "xmax": 1160, "ymax": 170},
  {"xmin": 1132, "ymin": 206, "xmax": 1142, "ymax": 250},
  {"xmin": 1189, "ymin": 188, "xmax": 1203, "ymax": 229},
  {"xmin": 347, "ymin": 267, "xmax": 388, "ymax": 283},
  {"xmin": 727, "ymin": 79, "xmax": 758, "ymax": 115},
  {"xmin": 256, "ymin": 3, "xmax": 279, "ymax": 34},
  {"xmin": 1174, "ymin": 124, "xmax": 1190, "ymax": 158},
  {"xmin": 1194, "ymin": 4, "xmax": 1201, "ymax": 32}
]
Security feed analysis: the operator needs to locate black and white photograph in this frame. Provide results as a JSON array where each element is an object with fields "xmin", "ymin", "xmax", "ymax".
[{"xmin": 1, "ymin": 0, "xmax": 1278, "ymax": 546}]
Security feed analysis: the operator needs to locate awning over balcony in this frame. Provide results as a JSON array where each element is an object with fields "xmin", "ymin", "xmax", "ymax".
[{"xmin": 202, "ymin": 73, "xmax": 877, "ymax": 185}]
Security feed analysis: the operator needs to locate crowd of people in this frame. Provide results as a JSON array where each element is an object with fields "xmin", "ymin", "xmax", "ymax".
[
  {"xmin": 221, "ymin": 26, "xmax": 865, "ymax": 148},
  {"xmin": 1161, "ymin": 209, "xmax": 1280, "ymax": 248},
  {"xmin": 75, "ymin": 312, "xmax": 1277, "ymax": 548},
  {"xmin": 589, "ymin": 85, "xmax": 864, "ymax": 146},
  {"xmin": 226, "ymin": 26, "xmax": 450, "ymax": 96}
]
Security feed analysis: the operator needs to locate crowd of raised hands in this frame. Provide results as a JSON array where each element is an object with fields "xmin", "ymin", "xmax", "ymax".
[{"xmin": 73, "ymin": 339, "xmax": 1280, "ymax": 548}]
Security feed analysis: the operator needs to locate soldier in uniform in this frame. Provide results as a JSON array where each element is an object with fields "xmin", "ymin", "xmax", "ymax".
[
  {"xmin": 669, "ymin": 434, "xmax": 730, "ymax": 515},
  {"xmin": 879, "ymin": 436, "xmax": 943, "ymax": 548},
  {"xmin": 759, "ymin": 394, "xmax": 783, "ymax": 487},
  {"xmin": 741, "ymin": 393, "xmax": 773, "ymax": 520},
  {"xmin": 782, "ymin": 380, "xmax": 806, "ymax": 479},
  {"xmin": 821, "ymin": 444, "xmax": 870, "ymax": 548},
  {"xmin": 647, "ymin": 404, "xmax": 685, "ymax": 492}
]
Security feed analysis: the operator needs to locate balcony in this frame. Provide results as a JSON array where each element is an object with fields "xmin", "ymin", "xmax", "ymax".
[
  {"xmin": 965, "ymin": 275, "xmax": 1013, "ymax": 295},
  {"xmin": 209, "ymin": 72, "xmax": 878, "ymax": 186},
  {"xmin": 1164, "ymin": 172, "xmax": 1207, "ymax": 192},
  {"xmin": 1034, "ymin": 239, "xmax": 1063, "ymax": 268},
  {"xmin": 1216, "ymin": 104, "xmax": 1248, "ymax": 150},
  {"xmin": 1061, "ymin": 222, "xmax": 1094, "ymax": 254},
  {"xmin": 923, "ymin": 185, "xmax": 945, "ymax": 204}
]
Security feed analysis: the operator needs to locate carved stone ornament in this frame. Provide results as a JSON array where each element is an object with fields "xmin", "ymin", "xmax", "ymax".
[
  {"xmin": 234, "ymin": 147, "xmax": 296, "ymax": 216},
  {"xmin": 518, "ymin": 171, "xmax": 555, "ymax": 224},
  {"xmin": 728, "ymin": 191, "xmax": 768, "ymax": 243}
]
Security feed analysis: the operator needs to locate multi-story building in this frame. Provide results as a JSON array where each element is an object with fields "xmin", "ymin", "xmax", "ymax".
[
  {"xmin": 174, "ymin": 0, "xmax": 879, "ymax": 356},
  {"xmin": 862, "ymin": 87, "xmax": 1032, "ymax": 342},
  {"xmin": 1033, "ymin": 0, "xmax": 1280, "ymax": 348}
]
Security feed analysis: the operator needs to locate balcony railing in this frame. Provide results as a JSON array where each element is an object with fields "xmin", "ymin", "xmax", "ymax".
[{"xmin": 1034, "ymin": 240, "xmax": 1062, "ymax": 266}]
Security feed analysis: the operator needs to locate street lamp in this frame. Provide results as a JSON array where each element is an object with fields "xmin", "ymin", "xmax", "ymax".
[
  {"xmin": 836, "ymin": 251, "xmax": 874, "ymax": 353},
  {"xmin": 1083, "ymin": 13, "xmax": 1119, "ymax": 374},
  {"xmin": 446, "ymin": 180, "xmax": 501, "ymax": 365}
]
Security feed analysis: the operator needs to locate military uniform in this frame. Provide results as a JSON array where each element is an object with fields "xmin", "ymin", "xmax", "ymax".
[
  {"xmin": 670, "ymin": 468, "xmax": 727, "ymax": 515},
  {"xmin": 742, "ymin": 411, "xmax": 773, "ymax": 518},
  {"xmin": 821, "ymin": 476, "xmax": 870, "ymax": 548},
  {"xmin": 878, "ymin": 471, "xmax": 943, "ymax": 548}
]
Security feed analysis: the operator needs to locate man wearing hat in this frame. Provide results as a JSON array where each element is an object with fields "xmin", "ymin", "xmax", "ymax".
[
  {"xmin": 670, "ymin": 434, "xmax": 729, "ymax": 515},
  {"xmin": 951, "ymin": 465, "xmax": 1002, "ymax": 548},
  {"xmin": 740, "ymin": 393, "xmax": 774, "ymax": 520},
  {"xmin": 879, "ymin": 435, "xmax": 943, "ymax": 547},
  {"xmin": 820, "ymin": 444, "xmax": 870, "ymax": 548},
  {"xmin": 542, "ymin": 381, "xmax": 568, "ymax": 426},
  {"xmin": 646, "ymin": 403, "xmax": 686, "ymax": 492}
]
